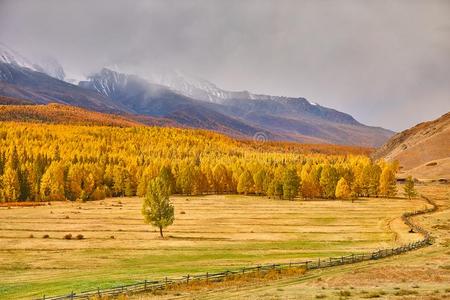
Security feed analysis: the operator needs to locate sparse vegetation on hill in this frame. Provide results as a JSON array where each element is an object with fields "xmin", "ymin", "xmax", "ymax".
[
  {"xmin": 373, "ymin": 112, "xmax": 450, "ymax": 180},
  {"xmin": 0, "ymin": 103, "xmax": 141, "ymax": 126}
]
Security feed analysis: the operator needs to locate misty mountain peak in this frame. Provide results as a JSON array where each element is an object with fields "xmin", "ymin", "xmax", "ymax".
[{"xmin": 0, "ymin": 43, "xmax": 65, "ymax": 81}]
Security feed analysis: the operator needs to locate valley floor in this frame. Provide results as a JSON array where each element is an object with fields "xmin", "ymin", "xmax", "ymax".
[
  {"xmin": 132, "ymin": 184, "xmax": 450, "ymax": 300},
  {"xmin": 0, "ymin": 184, "xmax": 447, "ymax": 299}
]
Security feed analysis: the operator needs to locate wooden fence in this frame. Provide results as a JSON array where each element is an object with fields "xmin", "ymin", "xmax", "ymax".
[{"xmin": 36, "ymin": 195, "xmax": 438, "ymax": 300}]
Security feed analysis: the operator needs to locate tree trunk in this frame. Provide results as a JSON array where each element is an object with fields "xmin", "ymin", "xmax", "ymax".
[{"xmin": 159, "ymin": 226, "xmax": 164, "ymax": 238}]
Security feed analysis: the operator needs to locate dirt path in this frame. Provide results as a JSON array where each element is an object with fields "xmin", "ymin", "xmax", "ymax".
[{"xmin": 387, "ymin": 196, "xmax": 433, "ymax": 244}]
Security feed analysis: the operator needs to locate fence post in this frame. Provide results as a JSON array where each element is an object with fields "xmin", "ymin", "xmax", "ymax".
[
  {"xmin": 144, "ymin": 279, "xmax": 147, "ymax": 290},
  {"xmin": 165, "ymin": 276, "xmax": 168, "ymax": 288},
  {"xmin": 70, "ymin": 291, "xmax": 74, "ymax": 300},
  {"xmin": 206, "ymin": 272, "xmax": 209, "ymax": 283},
  {"xmin": 318, "ymin": 258, "xmax": 320, "ymax": 268},
  {"xmin": 186, "ymin": 274, "xmax": 190, "ymax": 284},
  {"xmin": 97, "ymin": 287, "xmax": 101, "ymax": 297},
  {"xmin": 242, "ymin": 267, "xmax": 245, "ymax": 274}
]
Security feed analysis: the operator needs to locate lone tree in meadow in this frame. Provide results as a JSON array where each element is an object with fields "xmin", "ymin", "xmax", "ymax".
[
  {"xmin": 403, "ymin": 176, "xmax": 417, "ymax": 199},
  {"xmin": 142, "ymin": 176, "xmax": 175, "ymax": 238}
]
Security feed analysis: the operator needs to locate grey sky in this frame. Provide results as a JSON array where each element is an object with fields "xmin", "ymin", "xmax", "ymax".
[{"xmin": 0, "ymin": 0, "xmax": 449, "ymax": 131}]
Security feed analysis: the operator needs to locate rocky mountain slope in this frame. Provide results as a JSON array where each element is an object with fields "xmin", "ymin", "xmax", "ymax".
[
  {"xmin": 0, "ymin": 44, "xmax": 394, "ymax": 147},
  {"xmin": 80, "ymin": 68, "xmax": 393, "ymax": 146},
  {"xmin": 373, "ymin": 112, "xmax": 450, "ymax": 180}
]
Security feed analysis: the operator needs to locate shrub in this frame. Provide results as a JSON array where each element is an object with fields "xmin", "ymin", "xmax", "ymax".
[
  {"xmin": 361, "ymin": 293, "xmax": 381, "ymax": 298},
  {"xmin": 64, "ymin": 234, "xmax": 72, "ymax": 240},
  {"xmin": 110, "ymin": 235, "xmax": 115, "ymax": 239},
  {"xmin": 42, "ymin": 234, "xmax": 50, "ymax": 238},
  {"xmin": 65, "ymin": 215, "xmax": 70, "ymax": 219},
  {"xmin": 394, "ymin": 289, "xmax": 418, "ymax": 296},
  {"xmin": 180, "ymin": 211, "xmax": 186, "ymax": 214},
  {"xmin": 29, "ymin": 234, "xmax": 34, "ymax": 238},
  {"xmin": 76, "ymin": 234, "xmax": 84, "ymax": 240}
]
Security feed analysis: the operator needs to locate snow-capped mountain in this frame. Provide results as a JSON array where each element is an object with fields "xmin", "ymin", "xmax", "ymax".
[
  {"xmin": 0, "ymin": 44, "xmax": 395, "ymax": 146},
  {"xmin": 76, "ymin": 67, "xmax": 393, "ymax": 146},
  {"xmin": 144, "ymin": 69, "xmax": 320, "ymax": 106},
  {"xmin": 0, "ymin": 43, "xmax": 36, "ymax": 70},
  {"xmin": 79, "ymin": 68, "xmax": 130, "ymax": 99},
  {"xmin": 0, "ymin": 43, "xmax": 65, "ymax": 81},
  {"xmin": 34, "ymin": 56, "xmax": 65, "ymax": 81}
]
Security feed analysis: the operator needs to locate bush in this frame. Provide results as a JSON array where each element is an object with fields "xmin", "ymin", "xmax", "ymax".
[
  {"xmin": 110, "ymin": 235, "xmax": 115, "ymax": 239},
  {"xmin": 394, "ymin": 289, "xmax": 418, "ymax": 296},
  {"xmin": 29, "ymin": 234, "xmax": 34, "ymax": 238},
  {"xmin": 180, "ymin": 211, "xmax": 186, "ymax": 214},
  {"xmin": 64, "ymin": 234, "xmax": 72, "ymax": 240},
  {"xmin": 42, "ymin": 234, "xmax": 50, "ymax": 238},
  {"xmin": 76, "ymin": 234, "xmax": 84, "ymax": 240}
]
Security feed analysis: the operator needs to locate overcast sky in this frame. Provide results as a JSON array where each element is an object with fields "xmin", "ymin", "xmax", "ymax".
[{"xmin": 0, "ymin": 0, "xmax": 449, "ymax": 131}]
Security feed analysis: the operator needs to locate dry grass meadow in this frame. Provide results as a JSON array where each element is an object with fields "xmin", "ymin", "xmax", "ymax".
[
  {"xmin": 0, "ymin": 187, "xmax": 444, "ymax": 299},
  {"xmin": 133, "ymin": 184, "xmax": 450, "ymax": 300}
]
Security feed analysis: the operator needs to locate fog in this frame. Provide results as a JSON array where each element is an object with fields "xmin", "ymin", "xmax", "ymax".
[{"xmin": 1, "ymin": 0, "xmax": 449, "ymax": 131}]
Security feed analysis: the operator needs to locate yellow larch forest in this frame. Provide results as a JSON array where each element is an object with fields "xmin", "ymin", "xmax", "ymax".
[{"xmin": 0, "ymin": 122, "xmax": 397, "ymax": 202}]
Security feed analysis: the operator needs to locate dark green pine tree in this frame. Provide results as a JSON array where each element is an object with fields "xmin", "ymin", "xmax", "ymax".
[{"xmin": 18, "ymin": 167, "xmax": 30, "ymax": 201}]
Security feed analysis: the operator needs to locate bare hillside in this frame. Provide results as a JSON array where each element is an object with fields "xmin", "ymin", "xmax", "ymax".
[{"xmin": 373, "ymin": 112, "xmax": 450, "ymax": 180}]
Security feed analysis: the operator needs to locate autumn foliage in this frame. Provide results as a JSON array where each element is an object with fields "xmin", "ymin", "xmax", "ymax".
[{"xmin": 0, "ymin": 122, "xmax": 396, "ymax": 202}]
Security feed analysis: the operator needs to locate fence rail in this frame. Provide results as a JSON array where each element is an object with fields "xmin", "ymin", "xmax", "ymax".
[{"xmin": 36, "ymin": 195, "xmax": 438, "ymax": 300}]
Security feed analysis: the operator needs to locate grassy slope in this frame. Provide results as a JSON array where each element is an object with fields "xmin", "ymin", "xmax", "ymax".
[{"xmin": 0, "ymin": 195, "xmax": 427, "ymax": 299}]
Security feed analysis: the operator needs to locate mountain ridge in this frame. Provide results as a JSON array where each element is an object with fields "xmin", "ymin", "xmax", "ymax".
[{"xmin": 0, "ymin": 45, "xmax": 394, "ymax": 147}]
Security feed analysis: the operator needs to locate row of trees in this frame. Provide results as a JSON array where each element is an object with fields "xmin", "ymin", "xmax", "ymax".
[
  {"xmin": 0, "ymin": 123, "xmax": 398, "ymax": 202},
  {"xmin": 234, "ymin": 162, "xmax": 398, "ymax": 200}
]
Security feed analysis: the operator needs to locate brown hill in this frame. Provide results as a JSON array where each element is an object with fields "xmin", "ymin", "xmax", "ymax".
[
  {"xmin": 0, "ymin": 103, "xmax": 142, "ymax": 127},
  {"xmin": 0, "ymin": 95, "xmax": 34, "ymax": 105},
  {"xmin": 373, "ymin": 112, "xmax": 450, "ymax": 180}
]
